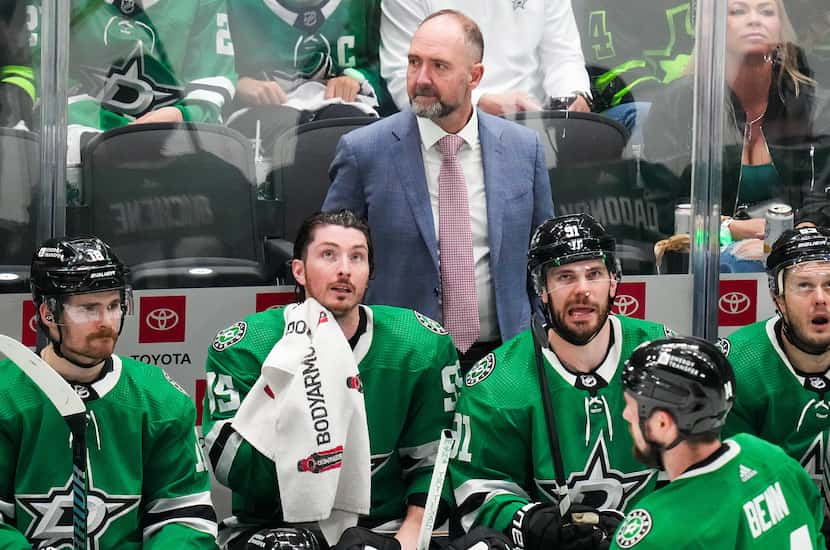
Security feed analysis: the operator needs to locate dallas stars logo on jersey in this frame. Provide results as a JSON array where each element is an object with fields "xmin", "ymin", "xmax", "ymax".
[
  {"xmin": 535, "ymin": 437, "xmax": 654, "ymax": 510},
  {"xmin": 80, "ymin": 42, "xmax": 183, "ymax": 118},
  {"xmin": 19, "ymin": 478, "xmax": 139, "ymax": 550}
]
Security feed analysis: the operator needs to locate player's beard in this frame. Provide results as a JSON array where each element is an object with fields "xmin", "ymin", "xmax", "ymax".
[
  {"xmin": 633, "ymin": 422, "xmax": 664, "ymax": 469},
  {"xmin": 632, "ymin": 441, "xmax": 662, "ymax": 469},
  {"xmin": 71, "ymin": 327, "xmax": 119, "ymax": 364},
  {"xmin": 410, "ymin": 85, "xmax": 455, "ymax": 119},
  {"xmin": 549, "ymin": 293, "xmax": 612, "ymax": 346}
]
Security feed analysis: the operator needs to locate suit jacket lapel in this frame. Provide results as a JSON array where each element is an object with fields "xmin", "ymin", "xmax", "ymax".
[
  {"xmin": 393, "ymin": 112, "xmax": 439, "ymax": 270},
  {"xmin": 479, "ymin": 113, "xmax": 505, "ymax": 268}
]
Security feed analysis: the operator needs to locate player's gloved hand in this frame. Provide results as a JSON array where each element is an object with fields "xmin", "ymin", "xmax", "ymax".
[
  {"xmin": 332, "ymin": 526, "xmax": 401, "ymax": 550},
  {"xmin": 508, "ymin": 502, "xmax": 594, "ymax": 550},
  {"xmin": 446, "ymin": 526, "xmax": 513, "ymax": 550},
  {"xmin": 244, "ymin": 527, "xmax": 322, "ymax": 550},
  {"xmin": 561, "ymin": 505, "xmax": 624, "ymax": 550}
]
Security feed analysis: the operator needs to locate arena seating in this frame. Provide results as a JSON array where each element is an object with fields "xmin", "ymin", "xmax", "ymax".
[
  {"xmin": 0, "ymin": 128, "xmax": 39, "ymax": 292},
  {"xmin": 67, "ymin": 123, "xmax": 275, "ymax": 288}
]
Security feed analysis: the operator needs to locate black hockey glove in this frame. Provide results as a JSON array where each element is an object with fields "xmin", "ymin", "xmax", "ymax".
[
  {"xmin": 331, "ymin": 526, "xmax": 401, "ymax": 550},
  {"xmin": 561, "ymin": 505, "xmax": 625, "ymax": 550},
  {"xmin": 446, "ymin": 526, "xmax": 513, "ymax": 550},
  {"xmin": 509, "ymin": 502, "xmax": 595, "ymax": 550},
  {"xmin": 244, "ymin": 527, "xmax": 322, "ymax": 550}
]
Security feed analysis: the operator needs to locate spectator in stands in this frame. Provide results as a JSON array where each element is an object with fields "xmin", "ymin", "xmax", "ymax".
[
  {"xmin": 323, "ymin": 10, "xmax": 553, "ymax": 368},
  {"xmin": 30, "ymin": 0, "xmax": 236, "ymax": 164},
  {"xmin": 0, "ymin": 0, "xmax": 34, "ymax": 129},
  {"xmin": 642, "ymin": 0, "xmax": 830, "ymax": 270},
  {"xmin": 572, "ymin": 1, "xmax": 695, "ymax": 138},
  {"xmin": 225, "ymin": 0, "xmax": 394, "ymax": 147},
  {"xmin": 380, "ymin": 1, "xmax": 591, "ymax": 116}
]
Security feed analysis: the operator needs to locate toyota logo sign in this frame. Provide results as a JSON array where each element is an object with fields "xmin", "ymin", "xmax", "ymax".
[
  {"xmin": 613, "ymin": 294, "xmax": 640, "ymax": 317},
  {"xmin": 145, "ymin": 308, "xmax": 180, "ymax": 331},
  {"xmin": 718, "ymin": 292, "xmax": 751, "ymax": 315}
]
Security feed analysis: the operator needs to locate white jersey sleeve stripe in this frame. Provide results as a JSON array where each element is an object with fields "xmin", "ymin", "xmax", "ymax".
[
  {"xmin": 205, "ymin": 419, "xmax": 243, "ymax": 486},
  {"xmin": 146, "ymin": 491, "xmax": 213, "ymax": 513},
  {"xmin": 455, "ymin": 479, "xmax": 530, "ymax": 532},
  {"xmin": 398, "ymin": 440, "xmax": 439, "ymax": 474},
  {"xmin": 143, "ymin": 492, "xmax": 217, "ymax": 540},
  {"xmin": 143, "ymin": 516, "xmax": 218, "ymax": 541},
  {"xmin": 0, "ymin": 498, "xmax": 14, "ymax": 521}
]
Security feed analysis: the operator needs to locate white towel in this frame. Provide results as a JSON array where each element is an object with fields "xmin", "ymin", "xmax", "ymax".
[
  {"xmin": 281, "ymin": 81, "xmax": 379, "ymax": 115},
  {"xmin": 232, "ymin": 299, "xmax": 371, "ymax": 543}
]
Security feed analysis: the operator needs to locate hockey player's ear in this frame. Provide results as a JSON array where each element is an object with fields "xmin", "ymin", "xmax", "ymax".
[
  {"xmin": 291, "ymin": 258, "xmax": 307, "ymax": 288},
  {"xmin": 39, "ymin": 303, "xmax": 56, "ymax": 326}
]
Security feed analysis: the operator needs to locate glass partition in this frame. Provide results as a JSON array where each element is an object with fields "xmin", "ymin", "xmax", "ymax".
[{"xmin": 0, "ymin": 0, "xmax": 43, "ymax": 294}]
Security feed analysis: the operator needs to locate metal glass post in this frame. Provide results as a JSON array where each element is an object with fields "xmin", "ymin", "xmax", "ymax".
[
  {"xmin": 690, "ymin": 0, "xmax": 727, "ymax": 339},
  {"xmin": 38, "ymin": 0, "xmax": 70, "ymax": 237}
]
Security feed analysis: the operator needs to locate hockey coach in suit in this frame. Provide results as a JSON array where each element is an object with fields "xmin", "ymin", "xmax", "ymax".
[{"xmin": 323, "ymin": 9, "xmax": 553, "ymax": 365}]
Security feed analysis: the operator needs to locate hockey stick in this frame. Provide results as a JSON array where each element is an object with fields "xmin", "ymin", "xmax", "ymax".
[
  {"xmin": 415, "ymin": 429, "xmax": 455, "ymax": 550},
  {"xmin": 0, "ymin": 334, "xmax": 89, "ymax": 550},
  {"xmin": 529, "ymin": 314, "xmax": 572, "ymax": 518}
]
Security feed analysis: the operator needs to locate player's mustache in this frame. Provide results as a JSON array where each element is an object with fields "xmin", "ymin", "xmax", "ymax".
[
  {"xmin": 88, "ymin": 328, "xmax": 118, "ymax": 340},
  {"xmin": 414, "ymin": 85, "xmax": 438, "ymax": 97}
]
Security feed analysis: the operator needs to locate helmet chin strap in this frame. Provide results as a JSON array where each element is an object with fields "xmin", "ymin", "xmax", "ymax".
[
  {"xmin": 781, "ymin": 318, "xmax": 830, "ymax": 355},
  {"xmin": 775, "ymin": 299, "xmax": 830, "ymax": 355},
  {"xmin": 639, "ymin": 417, "xmax": 684, "ymax": 470}
]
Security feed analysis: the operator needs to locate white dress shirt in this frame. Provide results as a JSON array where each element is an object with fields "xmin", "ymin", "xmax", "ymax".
[
  {"xmin": 416, "ymin": 109, "xmax": 499, "ymax": 342},
  {"xmin": 381, "ymin": 0, "xmax": 590, "ymax": 110}
]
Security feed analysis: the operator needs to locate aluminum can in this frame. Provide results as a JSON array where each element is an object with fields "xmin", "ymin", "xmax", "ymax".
[
  {"xmin": 674, "ymin": 203, "xmax": 691, "ymax": 235},
  {"xmin": 764, "ymin": 203, "xmax": 794, "ymax": 257}
]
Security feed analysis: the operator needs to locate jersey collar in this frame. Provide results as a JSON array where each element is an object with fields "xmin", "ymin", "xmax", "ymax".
[
  {"xmin": 541, "ymin": 315, "xmax": 622, "ymax": 387},
  {"xmin": 262, "ymin": 0, "xmax": 342, "ymax": 27},
  {"xmin": 674, "ymin": 440, "xmax": 741, "ymax": 481},
  {"xmin": 352, "ymin": 305, "xmax": 373, "ymax": 364}
]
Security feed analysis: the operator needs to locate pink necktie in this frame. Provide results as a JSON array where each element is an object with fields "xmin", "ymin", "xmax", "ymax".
[{"xmin": 437, "ymin": 134, "xmax": 480, "ymax": 353}]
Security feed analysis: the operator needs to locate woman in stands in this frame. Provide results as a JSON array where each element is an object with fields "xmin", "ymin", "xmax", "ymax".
[{"xmin": 642, "ymin": 0, "xmax": 830, "ymax": 257}]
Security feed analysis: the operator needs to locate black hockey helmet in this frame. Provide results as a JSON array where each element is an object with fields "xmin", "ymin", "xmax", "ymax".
[
  {"xmin": 766, "ymin": 226, "xmax": 830, "ymax": 295},
  {"xmin": 528, "ymin": 213, "xmax": 618, "ymax": 295},
  {"xmin": 622, "ymin": 337, "xmax": 735, "ymax": 438},
  {"xmin": 31, "ymin": 236, "xmax": 130, "ymax": 305}
]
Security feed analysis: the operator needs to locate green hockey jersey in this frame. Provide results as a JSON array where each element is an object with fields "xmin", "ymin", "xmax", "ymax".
[
  {"xmin": 203, "ymin": 305, "xmax": 459, "ymax": 543},
  {"xmin": 30, "ymin": 0, "xmax": 236, "ymax": 130},
  {"xmin": 721, "ymin": 318, "xmax": 830, "ymax": 492},
  {"xmin": 450, "ymin": 315, "xmax": 671, "ymax": 533},
  {"xmin": 228, "ymin": 0, "xmax": 392, "ymax": 114},
  {"xmin": 611, "ymin": 433, "xmax": 825, "ymax": 549},
  {"xmin": 0, "ymin": 355, "xmax": 217, "ymax": 550},
  {"xmin": 572, "ymin": 1, "xmax": 694, "ymax": 110}
]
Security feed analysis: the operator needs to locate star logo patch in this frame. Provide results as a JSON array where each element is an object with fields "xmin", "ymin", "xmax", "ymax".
[
  {"xmin": 535, "ymin": 437, "xmax": 654, "ymax": 510},
  {"xmin": 79, "ymin": 42, "xmax": 183, "ymax": 118},
  {"xmin": 18, "ymin": 478, "xmax": 139, "ymax": 550}
]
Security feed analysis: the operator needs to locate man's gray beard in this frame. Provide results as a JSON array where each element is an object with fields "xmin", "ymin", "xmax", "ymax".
[{"xmin": 411, "ymin": 98, "xmax": 452, "ymax": 119}]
